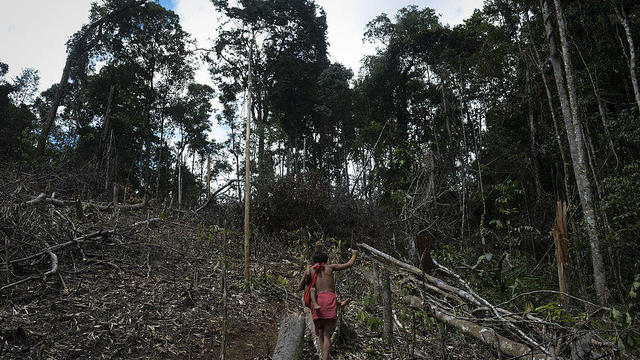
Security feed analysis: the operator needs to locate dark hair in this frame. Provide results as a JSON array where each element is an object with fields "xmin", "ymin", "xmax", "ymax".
[{"xmin": 312, "ymin": 251, "xmax": 328, "ymax": 264}]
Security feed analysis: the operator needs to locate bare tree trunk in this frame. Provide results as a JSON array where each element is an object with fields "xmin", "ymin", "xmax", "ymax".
[
  {"xmin": 112, "ymin": 182, "xmax": 119, "ymax": 214},
  {"xmin": 542, "ymin": 0, "xmax": 608, "ymax": 303},
  {"xmin": 525, "ymin": 63, "xmax": 542, "ymax": 201},
  {"xmin": 531, "ymin": 43, "xmax": 571, "ymax": 204},
  {"xmin": 471, "ymin": 115, "xmax": 487, "ymax": 249},
  {"xmin": 614, "ymin": 2, "xmax": 640, "ymax": 113},
  {"xmin": 97, "ymin": 85, "xmax": 115, "ymax": 164},
  {"xmin": 178, "ymin": 153, "xmax": 183, "ymax": 207},
  {"xmin": 382, "ymin": 269, "xmax": 393, "ymax": 346},
  {"xmin": 244, "ymin": 39, "xmax": 253, "ymax": 284},
  {"xmin": 441, "ymin": 79, "xmax": 453, "ymax": 146},
  {"xmin": 206, "ymin": 154, "xmax": 211, "ymax": 197},
  {"xmin": 574, "ymin": 44, "xmax": 619, "ymax": 166},
  {"xmin": 4, "ymin": 231, "xmax": 9, "ymax": 286},
  {"xmin": 220, "ymin": 222, "xmax": 228, "ymax": 360},
  {"xmin": 272, "ymin": 313, "xmax": 305, "ymax": 360},
  {"xmin": 405, "ymin": 296, "xmax": 549, "ymax": 360},
  {"xmin": 37, "ymin": 57, "xmax": 72, "ymax": 156},
  {"xmin": 257, "ymin": 110, "xmax": 265, "ymax": 181}
]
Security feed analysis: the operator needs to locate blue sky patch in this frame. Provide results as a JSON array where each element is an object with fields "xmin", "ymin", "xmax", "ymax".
[{"xmin": 158, "ymin": 0, "xmax": 175, "ymax": 10}]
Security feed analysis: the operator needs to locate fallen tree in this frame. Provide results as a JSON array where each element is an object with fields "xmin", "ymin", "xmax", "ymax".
[
  {"xmin": 405, "ymin": 295, "xmax": 548, "ymax": 359},
  {"xmin": 272, "ymin": 313, "xmax": 305, "ymax": 360},
  {"xmin": 26, "ymin": 192, "xmax": 148, "ymax": 211},
  {"xmin": 194, "ymin": 180, "xmax": 240, "ymax": 213},
  {"xmin": 357, "ymin": 242, "xmax": 556, "ymax": 359}
]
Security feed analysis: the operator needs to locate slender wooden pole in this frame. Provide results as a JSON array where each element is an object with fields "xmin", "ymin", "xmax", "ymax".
[
  {"xmin": 207, "ymin": 154, "xmax": 211, "ymax": 197},
  {"xmin": 382, "ymin": 268, "xmax": 393, "ymax": 346},
  {"xmin": 220, "ymin": 221, "xmax": 228, "ymax": 360},
  {"xmin": 244, "ymin": 37, "xmax": 253, "ymax": 284},
  {"xmin": 4, "ymin": 231, "xmax": 9, "ymax": 286},
  {"xmin": 178, "ymin": 153, "xmax": 183, "ymax": 207},
  {"xmin": 112, "ymin": 182, "xmax": 119, "ymax": 214}
]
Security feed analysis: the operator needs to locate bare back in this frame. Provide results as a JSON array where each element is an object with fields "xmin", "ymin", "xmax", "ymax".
[{"xmin": 309, "ymin": 265, "xmax": 336, "ymax": 292}]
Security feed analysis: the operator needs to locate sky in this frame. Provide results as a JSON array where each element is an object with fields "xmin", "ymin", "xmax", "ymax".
[{"xmin": 0, "ymin": 0, "xmax": 483, "ymax": 144}]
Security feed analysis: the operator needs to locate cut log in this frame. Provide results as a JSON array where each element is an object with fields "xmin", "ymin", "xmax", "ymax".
[
  {"xmin": 405, "ymin": 296, "xmax": 551, "ymax": 360},
  {"xmin": 272, "ymin": 313, "xmax": 305, "ymax": 360}
]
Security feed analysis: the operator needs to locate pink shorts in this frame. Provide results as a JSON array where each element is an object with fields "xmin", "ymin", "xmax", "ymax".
[{"xmin": 312, "ymin": 291, "xmax": 338, "ymax": 335}]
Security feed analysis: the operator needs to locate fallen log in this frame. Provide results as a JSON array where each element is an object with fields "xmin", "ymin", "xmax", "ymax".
[
  {"xmin": 433, "ymin": 258, "xmax": 547, "ymax": 354},
  {"xmin": 405, "ymin": 295, "xmax": 551, "ymax": 360},
  {"xmin": 26, "ymin": 193, "xmax": 64, "ymax": 206},
  {"xmin": 358, "ymin": 243, "xmax": 482, "ymax": 306},
  {"xmin": 358, "ymin": 243, "xmax": 546, "ymax": 324},
  {"xmin": 358, "ymin": 242, "xmax": 551, "ymax": 355},
  {"xmin": 25, "ymin": 193, "xmax": 147, "ymax": 211},
  {"xmin": 272, "ymin": 312, "xmax": 305, "ymax": 360}
]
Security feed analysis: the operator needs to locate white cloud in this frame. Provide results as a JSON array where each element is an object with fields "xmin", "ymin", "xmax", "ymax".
[
  {"xmin": 172, "ymin": 0, "xmax": 230, "ymax": 146},
  {"xmin": 316, "ymin": 0, "xmax": 484, "ymax": 74},
  {"xmin": 0, "ymin": 0, "xmax": 93, "ymax": 91}
]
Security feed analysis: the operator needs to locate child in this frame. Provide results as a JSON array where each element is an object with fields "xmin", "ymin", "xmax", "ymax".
[
  {"xmin": 298, "ymin": 249, "xmax": 358, "ymax": 360},
  {"xmin": 298, "ymin": 251, "xmax": 327, "ymax": 310}
]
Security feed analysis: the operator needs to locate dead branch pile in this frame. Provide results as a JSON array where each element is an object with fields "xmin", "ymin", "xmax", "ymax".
[
  {"xmin": 0, "ymin": 170, "xmax": 162, "ymax": 296},
  {"xmin": 357, "ymin": 242, "xmax": 616, "ymax": 359}
]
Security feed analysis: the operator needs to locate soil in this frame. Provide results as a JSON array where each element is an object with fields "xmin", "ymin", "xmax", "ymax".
[{"xmin": 0, "ymin": 211, "xmax": 498, "ymax": 359}]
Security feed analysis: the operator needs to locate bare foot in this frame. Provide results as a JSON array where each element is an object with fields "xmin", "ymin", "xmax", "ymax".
[
  {"xmin": 313, "ymin": 304, "xmax": 322, "ymax": 310},
  {"xmin": 340, "ymin": 298, "xmax": 351, "ymax": 307}
]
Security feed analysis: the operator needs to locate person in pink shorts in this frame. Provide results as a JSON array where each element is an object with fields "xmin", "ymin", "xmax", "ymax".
[{"xmin": 298, "ymin": 249, "xmax": 358, "ymax": 360}]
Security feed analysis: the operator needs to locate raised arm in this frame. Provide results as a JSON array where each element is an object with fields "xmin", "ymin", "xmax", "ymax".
[
  {"xmin": 329, "ymin": 249, "xmax": 359, "ymax": 272},
  {"xmin": 297, "ymin": 266, "xmax": 311, "ymax": 291}
]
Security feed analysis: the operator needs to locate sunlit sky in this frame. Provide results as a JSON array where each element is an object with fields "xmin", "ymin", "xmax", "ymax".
[{"xmin": 1, "ymin": 0, "xmax": 483, "ymax": 142}]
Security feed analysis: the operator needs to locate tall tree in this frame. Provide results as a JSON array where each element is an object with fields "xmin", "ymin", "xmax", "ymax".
[
  {"xmin": 612, "ymin": 0, "xmax": 640, "ymax": 113},
  {"xmin": 541, "ymin": 0, "xmax": 608, "ymax": 303},
  {"xmin": 37, "ymin": 0, "xmax": 147, "ymax": 157}
]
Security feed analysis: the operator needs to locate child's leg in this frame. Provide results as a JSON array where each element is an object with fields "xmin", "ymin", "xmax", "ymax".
[{"xmin": 311, "ymin": 287, "xmax": 321, "ymax": 309}]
